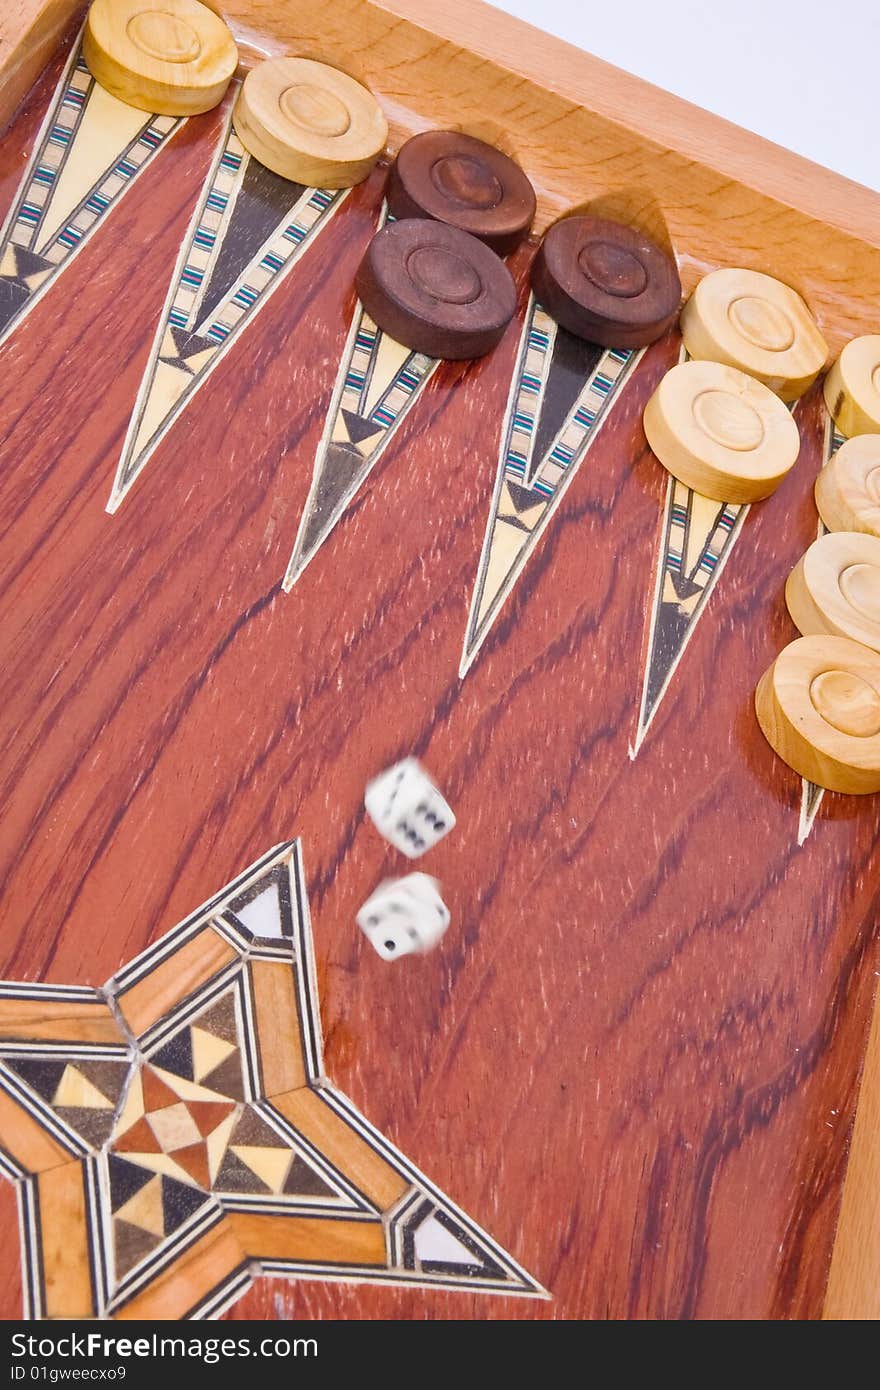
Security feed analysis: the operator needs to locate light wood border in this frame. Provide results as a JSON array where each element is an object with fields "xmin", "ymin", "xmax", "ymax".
[
  {"xmin": 2, "ymin": 0, "xmax": 880, "ymax": 353},
  {"xmin": 823, "ymin": 983, "xmax": 880, "ymax": 1320},
  {"xmin": 1, "ymin": 0, "xmax": 880, "ymax": 1318},
  {"xmin": 0, "ymin": 0, "xmax": 84, "ymax": 132}
]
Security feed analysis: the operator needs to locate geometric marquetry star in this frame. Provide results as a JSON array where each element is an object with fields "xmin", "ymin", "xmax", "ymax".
[{"xmin": 0, "ymin": 842, "xmax": 545, "ymax": 1318}]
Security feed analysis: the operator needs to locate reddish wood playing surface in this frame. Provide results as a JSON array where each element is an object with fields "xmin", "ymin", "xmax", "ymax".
[{"xmin": 1, "ymin": 46, "xmax": 879, "ymax": 1321}]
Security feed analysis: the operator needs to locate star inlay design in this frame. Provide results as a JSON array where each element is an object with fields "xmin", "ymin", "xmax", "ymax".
[{"xmin": 0, "ymin": 842, "xmax": 544, "ymax": 1318}]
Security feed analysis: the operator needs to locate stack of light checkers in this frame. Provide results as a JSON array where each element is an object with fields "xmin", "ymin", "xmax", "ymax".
[
  {"xmin": 643, "ymin": 267, "xmax": 829, "ymax": 503},
  {"xmin": 81, "ymin": 0, "xmax": 389, "ymax": 186},
  {"xmin": 756, "ymin": 336, "xmax": 880, "ymax": 793},
  {"xmin": 357, "ymin": 133, "xmax": 683, "ymax": 360}
]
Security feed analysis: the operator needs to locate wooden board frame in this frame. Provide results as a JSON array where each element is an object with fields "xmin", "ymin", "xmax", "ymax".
[
  {"xmin": 1, "ymin": 0, "xmax": 879, "ymax": 1321},
  {"xmin": 2, "ymin": 0, "xmax": 880, "ymax": 357}
]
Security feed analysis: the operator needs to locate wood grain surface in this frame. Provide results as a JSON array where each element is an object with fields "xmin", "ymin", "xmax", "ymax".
[{"xmin": 1, "ymin": 26, "xmax": 880, "ymax": 1321}]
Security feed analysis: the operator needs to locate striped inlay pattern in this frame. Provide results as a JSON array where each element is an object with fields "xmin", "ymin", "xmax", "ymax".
[
  {"xmin": 0, "ymin": 42, "xmax": 179, "ymax": 346},
  {"xmin": 462, "ymin": 294, "xmax": 640, "ymax": 675},
  {"xmin": 797, "ymin": 415, "xmax": 848, "ymax": 843},
  {"xmin": 283, "ymin": 205, "xmax": 440, "ymax": 589},
  {"xmin": 338, "ymin": 315, "xmax": 435, "ymax": 436},
  {"xmin": 108, "ymin": 114, "xmax": 346, "ymax": 512}
]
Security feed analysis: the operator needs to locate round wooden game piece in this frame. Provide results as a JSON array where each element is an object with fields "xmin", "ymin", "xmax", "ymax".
[
  {"xmin": 679, "ymin": 267, "xmax": 828, "ymax": 402},
  {"xmin": 755, "ymin": 634, "xmax": 880, "ymax": 793},
  {"xmin": 82, "ymin": 0, "xmax": 238, "ymax": 116},
  {"xmin": 815, "ymin": 435, "xmax": 880, "ymax": 538},
  {"xmin": 233, "ymin": 57, "xmax": 388, "ymax": 190},
  {"xmin": 642, "ymin": 358, "xmax": 800, "ymax": 504},
  {"xmin": 823, "ymin": 335, "xmax": 880, "ymax": 436},
  {"xmin": 387, "ymin": 131, "xmax": 536, "ymax": 256},
  {"xmin": 786, "ymin": 531, "xmax": 880, "ymax": 653},
  {"xmin": 355, "ymin": 218, "xmax": 517, "ymax": 360},
  {"xmin": 530, "ymin": 216, "xmax": 681, "ymax": 349}
]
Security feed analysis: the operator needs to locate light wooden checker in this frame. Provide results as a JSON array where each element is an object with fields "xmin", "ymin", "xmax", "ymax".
[
  {"xmin": 815, "ymin": 435, "xmax": 880, "ymax": 538},
  {"xmin": 824, "ymin": 335, "xmax": 880, "ymax": 437},
  {"xmin": 642, "ymin": 358, "xmax": 801, "ymax": 503},
  {"xmin": 786, "ymin": 531, "xmax": 880, "ymax": 653},
  {"xmin": 680, "ymin": 267, "xmax": 828, "ymax": 402},
  {"xmin": 755, "ymin": 634, "xmax": 880, "ymax": 793},
  {"xmin": 233, "ymin": 57, "xmax": 387, "ymax": 188},
  {"xmin": 83, "ymin": 0, "xmax": 238, "ymax": 116}
]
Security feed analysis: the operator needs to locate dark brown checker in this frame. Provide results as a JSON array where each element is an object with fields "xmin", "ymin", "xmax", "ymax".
[
  {"xmin": 387, "ymin": 130, "xmax": 536, "ymax": 256},
  {"xmin": 355, "ymin": 217, "xmax": 517, "ymax": 359},
  {"xmin": 531, "ymin": 215, "xmax": 682, "ymax": 348}
]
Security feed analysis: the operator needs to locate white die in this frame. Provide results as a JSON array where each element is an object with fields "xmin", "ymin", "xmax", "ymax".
[
  {"xmin": 364, "ymin": 757, "xmax": 456, "ymax": 858},
  {"xmin": 357, "ymin": 874, "xmax": 450, "ymax": 960}
]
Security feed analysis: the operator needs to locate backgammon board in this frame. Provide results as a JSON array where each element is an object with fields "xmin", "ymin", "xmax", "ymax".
[{"xmin": 0, "ymin": 0, "xmax": 879, "ymax": 1323}]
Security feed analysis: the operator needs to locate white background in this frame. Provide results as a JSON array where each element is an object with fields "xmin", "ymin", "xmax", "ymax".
[{"xmin": 494, "ymin": 0, "xmax": 880, "ymax": 192}]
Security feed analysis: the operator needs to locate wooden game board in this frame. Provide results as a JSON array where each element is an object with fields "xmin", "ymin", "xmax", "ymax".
[{"xmin": 1, "ymin": 0, "xmax": 879, "ymax": 1322}]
